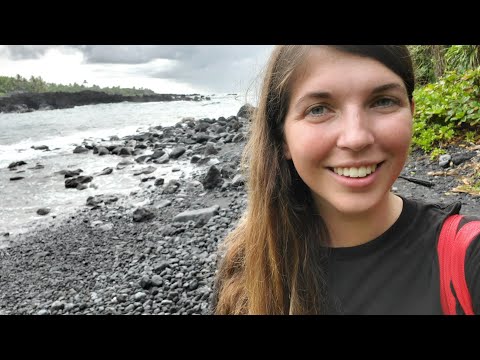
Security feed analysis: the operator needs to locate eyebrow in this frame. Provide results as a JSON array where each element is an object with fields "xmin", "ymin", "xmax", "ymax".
[
  {"xmin": 371, "ymin": 83, "xmax": 405, "ymax": 95},
  {"xmin": 294, "ymin": 82, "xmax": 406, "ymax": 110}
]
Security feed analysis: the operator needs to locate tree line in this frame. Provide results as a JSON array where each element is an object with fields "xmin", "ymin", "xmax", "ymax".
[{"xmin": 0, "ymin": 75, "xmax": 157, "ymax": 97}]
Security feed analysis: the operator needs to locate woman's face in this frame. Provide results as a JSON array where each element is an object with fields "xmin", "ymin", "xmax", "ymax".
[{"xmin": 283, "ymin": 46, "xmax": 413, "ymax": 217}]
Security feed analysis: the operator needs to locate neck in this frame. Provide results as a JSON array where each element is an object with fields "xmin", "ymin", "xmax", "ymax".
[{"xmin": 320, "ymin": 193, "xmax": 403, "ymax": 248}]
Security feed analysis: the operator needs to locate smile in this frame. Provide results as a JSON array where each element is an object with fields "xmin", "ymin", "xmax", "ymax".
[{"xmin": 329, "ymin": 162, "xmax": 384, "ymax": 178}]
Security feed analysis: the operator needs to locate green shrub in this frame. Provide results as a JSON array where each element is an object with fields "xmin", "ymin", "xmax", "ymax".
[
  {"xmin": 412, "ymin": 67, "xmax": 480, "ymax": 152},
  {"xmin": 465, "ymin": 130, "xmax": 477, "ymax": 143}
]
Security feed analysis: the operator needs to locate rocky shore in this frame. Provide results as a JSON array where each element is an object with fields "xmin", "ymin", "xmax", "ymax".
[
  {"xmin": 0, "ymin": 90, "xmax": 207, "ymax": 113},
  {"xmin": 1, "ymin": 105, "xmax": 480, "ymax": 315}
]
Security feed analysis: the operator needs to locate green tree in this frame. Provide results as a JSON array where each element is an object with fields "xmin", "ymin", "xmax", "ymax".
[
  {"xmin": 0, "ymin": 74, "xmax": 158, "ymax": 96},
  {"xmin": 445, "ymin": 45, "xmax": 480, "ymax": 72}
]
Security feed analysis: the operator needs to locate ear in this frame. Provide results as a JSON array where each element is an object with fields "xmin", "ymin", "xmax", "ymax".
[{"xmin": 284, "ymin": 141, "xmax": 292, "ymax": 160}]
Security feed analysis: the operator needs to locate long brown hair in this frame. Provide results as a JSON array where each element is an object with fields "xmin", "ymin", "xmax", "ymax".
[{"xmin": 213, "ymin": 45, "xmax": 415, "ymax": 314}]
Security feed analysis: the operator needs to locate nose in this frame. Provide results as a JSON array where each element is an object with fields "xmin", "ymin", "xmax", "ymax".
[{"xmin": 336, "ymin": 108, "xmax": 374, "ymax": 152}]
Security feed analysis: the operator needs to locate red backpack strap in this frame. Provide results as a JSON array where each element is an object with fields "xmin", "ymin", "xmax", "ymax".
[
  {"xmin": 438, "ymin": 215, "xmax": 480, "ymax": 315},
  {"xmin": 438, "ymin": 214, "xmax": 463, "ymax": 315},
  {"xmin": 451, "ymin": 220, "xmax": 480, "ymax": 314}
]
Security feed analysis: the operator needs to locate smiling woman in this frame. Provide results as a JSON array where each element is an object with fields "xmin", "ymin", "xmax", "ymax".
[
  {"xmin": 283, "ymin": 47, "xmax": 414, "ymax": 247},
  {"xmin": 211, "ymin": 45, "xmax": 480, "ymax": 315}
]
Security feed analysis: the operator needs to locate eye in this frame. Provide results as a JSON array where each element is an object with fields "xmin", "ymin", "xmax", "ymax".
[
  {"xmin": 307, "ymin": 105, "xmax": 332, "ymax": 117},
  {"xmin": 372, "ymin": 97, "xmax": 399, "ymax": 108}
]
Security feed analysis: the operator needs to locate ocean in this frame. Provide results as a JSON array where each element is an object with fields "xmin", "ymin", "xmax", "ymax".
[{"xmin": 0, "ymin": 94, "xmax": 249, "ymax": 240}]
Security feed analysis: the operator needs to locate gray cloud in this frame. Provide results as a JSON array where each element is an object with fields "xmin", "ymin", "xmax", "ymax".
[
  {"xmin": 148, "ymin": 46, "xmax": 275, "ymax": 93},
  {"xmin": 3, "ymin": 45, "xmax": 274, "ymax": 93},
  {"xmin": 71, "ymin": 45, "xmax": 177, "ymax": 64},
  {"xmin": 75, "ymin": 45, "xmax": 274, "ymax": 92},
  {"xmin": 4, "ymin": 45, "xmax": 55, "ymax": 60}
]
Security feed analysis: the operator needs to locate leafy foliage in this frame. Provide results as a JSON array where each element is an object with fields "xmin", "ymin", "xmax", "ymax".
[
  {"xmin": 0, "ymin": 74, "xmax": 156, "ymax": 97},
  {"xmin": 409, "ymin": 45, "xmax": 480, "ymax": 86},
  {"xmin": 429, "ymin": 148, "xmax": 447, "ymax": 161},
  {"xmin": 412, "ymin": 67, "xmax": 480, "ymax": 152},
  {"xmin": 445, "ymin": 45, "xmax": 480, "ymax": 73},
  {"xmin": 465, "ymin": 130, "xmax": 478, "ymax": 144}
]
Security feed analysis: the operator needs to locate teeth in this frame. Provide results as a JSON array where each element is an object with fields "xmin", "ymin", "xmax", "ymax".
[
  {"xmin": 349, "ymin": 168, "xmax": 359, "ymax": 177},
  {"xmin": 333, "ymin": 164, "xmax": 378, "ymax": 178},
  {"xmin": 357, "ymin": 167, "xmax": 366, "ymax": 177}
]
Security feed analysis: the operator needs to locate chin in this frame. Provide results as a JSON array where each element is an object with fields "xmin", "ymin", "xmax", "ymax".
[
  {"xmin": 315, "ymin": 192, "xmax": 387, "ymax": 217},
  {"xmin": 333, "ymin": 202, "xmax": 376, "ymax": 216}
]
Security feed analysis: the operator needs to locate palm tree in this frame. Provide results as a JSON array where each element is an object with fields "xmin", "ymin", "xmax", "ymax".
[{"xmin": 445, "ymin": 45, "xmax": 480, "ymax": 72}]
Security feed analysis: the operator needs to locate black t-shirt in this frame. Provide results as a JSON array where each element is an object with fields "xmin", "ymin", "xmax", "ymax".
[{"xmin": 326, "ymin": 196, "xmax": 480, "ymax": 315}]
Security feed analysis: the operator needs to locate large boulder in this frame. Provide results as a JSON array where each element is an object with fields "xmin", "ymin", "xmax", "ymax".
[
  {"xmin": 202, "ymin": 165, "xmax": 224, "ymax": 190},
  {"xmin": 237, "ymin": 103, "xmax": 256, "ymax": 120}
]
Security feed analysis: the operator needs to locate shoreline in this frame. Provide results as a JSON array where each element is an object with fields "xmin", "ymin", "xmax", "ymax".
[{"xmin": 0, "ymin": 90, "xmax": 207, "ymax": 114}]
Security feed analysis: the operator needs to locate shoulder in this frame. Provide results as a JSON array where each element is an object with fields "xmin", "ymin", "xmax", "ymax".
[
  {"xmin": 401, "ymin": 195, "xmax": 462, "ymax": 216},
  {"xmin": 408, "ymin": 196, "xmax": 462, "ymax": 218},
  {"xmin": 400, "ymin": 196, "xmax": 462, "ymax": 237}
]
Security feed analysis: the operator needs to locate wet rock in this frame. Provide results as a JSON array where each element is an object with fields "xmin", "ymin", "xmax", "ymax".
[
  {"xmin": 150, "ymin": 150, "xmax": 166, "ymax": 160},
  {"xmin": 173, "ymin": 205, "xmax": 220, "ymax": 224},
  {"xmin": 96, "ymin": 146, "xmax": 110, "ymax": 156},
  {"xmin": 220, "ymin": 165, "xmax": 236, "ymax": 179},
  {"xmin": 204, "ymin": 143, "xmax": 218, "ymax": 156},
  {"xmin": 169, "ymin": 147, "xmax": 186, "ymax": 159},
  {"xmin": 451, "ymin": 151, "xmax": 476, "ymax": 166},
  {"xmin": 153, "ymin": 153, "xmax": 170, "ymax": 164},
  {"xmin": 31, "ymin": 145, "xmax": 49, "ymax": 151},
  {"xmin": 116, "ymin": 160, "xmax": 134, "ymax": 170},
  {"xmin": 63, "ymin": 169, "xmax": 83, "ymax": 178},
  {"xmin": 98, "ymin": 167, "xmax": 113, "ymax": 176},
  {"xmin": 73, "ymin": 146, "xmax": 89, "ymax": 154},
  {"xmin": 135, "ymin": 155, "xmax": 149, "ymax": 163},
  {"xmin": 8, "ymin": 161, "xmax": 27, "ymax": 169},
  {"xmin": 36, "ymin": 208, "xmax": 51, "ymax": 216},
  {"xmin": 134, "ymin": 166, "xmax": 157, "ymax": 176},
  {"xmin": 231, "ymin": 174, "xmax": 245, "ymax": 187},
  {"xmin": 190, "ymin": 155, "xmax": 201, "ymax": 164},
  {"xmin": 237, "ymin": 103, "xmax": 255, "ymax": 119},
  {"xmin": 439, "ymin": 154, "xmax": 451, "ymax": 168},
  {"xmin": 202, "ymin": 165, "xmax": 223, "ymax": 190},
  {"xmin": 65, "ymin": 176, "xmax": 93, "ymax": 189},
  {"xmin": 163, "ymin": 180, "xmax": 180, "ymax": 194},
  {"xmin": 119, "ymin": 147, "xmax": 134, "ymax": 156},
  {"xmin": 133, "ymin": 207, "xmax": 155, "ymax": 222},
  {"xmin": 154, "ymin": 178, "xmax": 165, "ymax": 186},
  {"xmin": 195, "ymin": 133, "xmax": 211, "ymax": 143}
]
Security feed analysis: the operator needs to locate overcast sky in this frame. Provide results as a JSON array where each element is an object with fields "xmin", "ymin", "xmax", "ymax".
[{"xmin": 0, "ymin": 45, "xmax": 274, "ymax": 95}]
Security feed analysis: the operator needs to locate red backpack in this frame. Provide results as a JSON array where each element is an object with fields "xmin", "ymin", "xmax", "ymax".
[{"xmin": 438, "ymin": 214, "xmax": 480, "ymax": 315}]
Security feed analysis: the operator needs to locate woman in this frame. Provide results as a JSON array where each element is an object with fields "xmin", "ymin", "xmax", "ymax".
[{"xmin": 212, "ymin": 45, "xmax": 480, "ymax": 314}]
